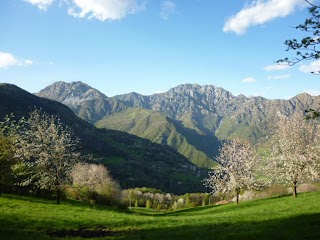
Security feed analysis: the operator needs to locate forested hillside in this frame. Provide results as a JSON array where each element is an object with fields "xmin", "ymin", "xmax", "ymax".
[{"xmin": 0, "ymin": 83, "xmax": 205, "ymax": 194}]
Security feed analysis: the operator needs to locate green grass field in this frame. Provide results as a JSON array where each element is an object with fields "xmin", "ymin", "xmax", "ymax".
[{"xmin": 1, "ymin": 192, "xmax": 320, "ymax": 239}]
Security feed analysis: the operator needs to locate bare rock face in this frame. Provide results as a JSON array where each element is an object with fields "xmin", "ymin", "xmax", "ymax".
[
  {"xmin": 36, "ymin": 81, "xmax": 320, "ymax": 166},
  {"xmin": 37, "ymin": 81, "xmax": 127, "ymax": 123},
  {"xmin": 37, "ymin": 81, "xmax": 107, "ymax": 105}
]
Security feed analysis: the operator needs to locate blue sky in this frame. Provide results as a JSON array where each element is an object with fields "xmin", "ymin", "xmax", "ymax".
[{"xmin": 0, "ymin": 0, "xmax": 320, "ymax": 99}]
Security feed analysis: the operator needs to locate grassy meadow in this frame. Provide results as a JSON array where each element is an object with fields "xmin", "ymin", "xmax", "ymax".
[{"xmin": 1, "ymin": 192, "xmax": 320, "ymax": 239}]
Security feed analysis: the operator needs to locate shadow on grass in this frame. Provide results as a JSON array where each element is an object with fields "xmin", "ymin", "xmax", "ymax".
[
  {"xmin": 5, "ymin": 212, "xmax": 315, "ymax": 240},
  {"xmin": 0, "ymin": 211, "xmax": 319, "ymax": 239},
  {"xmin": 120, "ymin": 213, "xmax": 320, "ymax": 240},
  {"xmin": 0, "ymin": 229, "xmax": 52, "ymax": 240}
]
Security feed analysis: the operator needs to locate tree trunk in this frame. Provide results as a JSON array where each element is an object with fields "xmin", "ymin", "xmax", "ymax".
[
  {"xmin": 292, "ymin": 181, "xmax": 297, "ymax": 198},
  {"xmin": 56, "ymin": 188, "xmax": 61, "ymax": 204},
  {"xmin": 236, "ymin": 188, "xmax": 240, "ymax": 205},
  {"xmin": 0, "ymin": 176, "xmax": 2, "ymax": 196}
]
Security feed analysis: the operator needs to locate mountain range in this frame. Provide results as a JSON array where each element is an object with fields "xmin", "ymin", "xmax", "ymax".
[
  {"xmin": 0, "ymin": 83, "xmax": 205, "ymax": 194},
  {"xmin": 36, "ymin": 81, "xmax": 320, "ymax": 168}
]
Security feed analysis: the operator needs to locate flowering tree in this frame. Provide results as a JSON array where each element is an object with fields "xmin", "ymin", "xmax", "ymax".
[
  {"xmin": 204, "ymin": 139, "xmax": 262, "ymax": 204},
  {"xmin": 70, "ymin": 163, "xmax": 120, "ymax": 205},
  {"xmin": 267, "ymin": 113, "xmax": 320, "ymax": 197},
  {"xmin": 13, "ymin": 109, "xmax": 82, "ymax": 204}
]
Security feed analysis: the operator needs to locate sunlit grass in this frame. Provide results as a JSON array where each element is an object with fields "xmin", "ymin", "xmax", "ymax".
[{"xmin": 1, "ymin": 192, "xmax": 320, "ymax": 239}]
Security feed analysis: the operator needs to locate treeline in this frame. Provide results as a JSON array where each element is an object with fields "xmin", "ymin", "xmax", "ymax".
[
  {"xmin": 1, "ymin": 109, "xmax": 320, "ymax": 210},
  {"xmin": 121, "ymin": 188, "xmax": 219, "ymax": 210},
  {"xmin": 204, "ymin": 113, "xmax": 320, "ymax": 204}
]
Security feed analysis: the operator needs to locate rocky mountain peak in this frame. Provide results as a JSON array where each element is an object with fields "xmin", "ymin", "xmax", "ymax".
[
  {"xmin": 167, "ymin": 83, "xmax": 234, "ymax": 102},
  {"xmin": 293, "ymin": 92, "xmax": 313, "ymax": 100},
  {"xmin": 36, "ymin": 81, "xmax": 108, "ymax": 106}
]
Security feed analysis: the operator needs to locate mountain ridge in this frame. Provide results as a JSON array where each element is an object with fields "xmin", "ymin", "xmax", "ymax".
[
  {"xmin": 0, "ymin": 83, "xmax": 205, "ymax": 194},
  {"xmin": 36, "ymin": 81, "xmax": 320, "ymax": 167}
]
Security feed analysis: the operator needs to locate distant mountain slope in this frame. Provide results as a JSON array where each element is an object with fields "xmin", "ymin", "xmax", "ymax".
[
  {"xmin": 36, "ymin": 81, "xmax": 320, "ymax": 167},
  {"xmin": 96, "ymin": 107, "xmax": 216, "ymax": 168},
  {"xmin": 0, "ymin": 83, "xmax": 205, "ymax": 194},
  {"xmin": 37, "ymin": 81, "xmax": 128, "ymax": 123},
  {"xmin": 215, "ymin": 93, "xmax": 320, "ymax": 142}
]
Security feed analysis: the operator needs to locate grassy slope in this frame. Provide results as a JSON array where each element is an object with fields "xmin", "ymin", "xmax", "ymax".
[
  {"xmin": 96, "ymin": 107, "xmax": 216, "ymax": 168},
  {"xmin": 1, "ymin": 192, "xmax": 320, "ymax": 240}
]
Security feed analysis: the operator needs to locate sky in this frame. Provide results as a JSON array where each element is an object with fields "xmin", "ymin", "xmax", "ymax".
[{"xmin": 1, "ymin": 0, "xmax": 320, "ymax": 99}]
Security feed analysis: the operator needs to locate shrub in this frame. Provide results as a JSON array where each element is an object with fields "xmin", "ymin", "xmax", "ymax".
[
  {"xmin": 297, "ymin": 183, "xmax": 319, "ymax": 193},
  {"xmin": 70, "ymin": 163, "xmax": 121, "ymax": 205}
]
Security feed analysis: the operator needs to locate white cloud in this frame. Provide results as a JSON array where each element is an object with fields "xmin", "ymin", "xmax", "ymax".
[
  {"xmin": 304, "ymin": 89, "xmax": 320, "ymax": 96},
  {"xmin": 25, "ymin": 59, "xmax": 33, "ymax": 65},
  {"xmin": 267, "ymin": 74, "xmax": 290, "ymax": 80},
  {"xmin": 299, "ymin": 59, "xmax": 320, "ymax": 73},
  {"xmin": 223, "ymin": 0, "xmax": 306, "ymax": 35},
  {"xmin": 0, "ymin": 52, "xmax": 34, "ymax": 69},
  {"xmin": 24, "ymin": 0, "xmax": 54, "ymax": 10},
  {"xmin": 0, "ymin": 52, "xmax": 18, "ymax": 69},
  {"xmin": 263, "ymin": 64, "xmax": 290, "ymax": 71},
  {"xmin": 68, "ymin": 0, "xmax": 145, "ymax": 21},
  {"xmin": 242, "ymin": 77, "xmax": 256, "ymax": 83},
  {"xmin": 160, "ymin": 0, "xmax": 176, "ymax": 20}
]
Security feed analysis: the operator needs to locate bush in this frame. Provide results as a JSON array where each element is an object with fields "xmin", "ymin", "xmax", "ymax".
[
  {"xmin": 297, "ymin": 183, "xmax": 319, "ymax": 193},
  {"xmin": 238, "ymin": 190, "xmax": 256, "ymax": 201},
  {"xmin": 262, "ymin": 185, "xmax": 289, "ymax": 197},
  {"xmin": 70, "ymin": 163, "xmax": 121, "ymax": 206}
]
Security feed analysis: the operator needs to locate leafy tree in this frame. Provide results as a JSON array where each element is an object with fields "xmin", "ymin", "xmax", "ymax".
[
  {"xmin": 145, "ymin": 199, "xmax": 151, "ymax": 209},
  {"xmin": 306, "ymin": 103, "xmax": 320, "ymax": 119},
  {"xmin": 267, "ymin": 113, "xmax": 320, "ymax": 197},
  {"xmin": 277, "ymin": 0, "xmax": 320, "ymax": 118},
  {"xmin": 0, "ymin": 136, "xmax": 15, "ymax": 195},
  {"xmin": 185, "ymin": 196, "xmax": 190, "ymax": 208},
  {"xmin": 277, "ymin": 1, "xmax": 320, "ymax": 72},
  {"xmin": 204, "ymin": 139, "xmax": 263, "ymax": 204},
  {"xmin": 12, "ymin": 109, "xmax": 83, "ymax": 204}
]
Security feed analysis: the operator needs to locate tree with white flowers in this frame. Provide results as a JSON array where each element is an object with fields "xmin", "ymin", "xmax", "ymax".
[
  {"xmin": 12, "ymin": 109, "xmax": 82, "ymax": 204},
  {"xmin": 70, "ymin": 163, "xmax": 120, "ymax": 205},
  {"xmin": 204, "ymin": 139, "xmax": 262, "ymax": 204},
  {"xmin": 267, "ymin": 113, "xmax": 320, "ymax": 197}
]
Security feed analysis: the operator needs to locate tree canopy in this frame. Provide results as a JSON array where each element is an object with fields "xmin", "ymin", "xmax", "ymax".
[
  {"xmin": 1, "ymin": 109, "xmax": 84, "ymax": 203},
  {"xmin": 266, "ymin": 113, "xmax": 320, "ymax": 197},
  {"xmin": 277, "ymin": 1, "xmax": 320, "ymax": 118},
  {"xmin": 204, "ymin": 139, "xmax": 263, "ymax": 204},
  {"xmin": 277, "ymin": 1, "xmax": 320, "ymax": 73}
]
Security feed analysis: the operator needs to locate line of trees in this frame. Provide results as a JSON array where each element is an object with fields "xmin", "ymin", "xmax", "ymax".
[
  {"xmin": 1, "ymin": 109, "xmax": 319, "ymax": 208},
  {"xmin": 121, "ymin": 188, "xmax": 217, "ymax": 210},
  {"xmin": 204, "ymin": 113, "xmax": 320, "ymax": 203}
]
